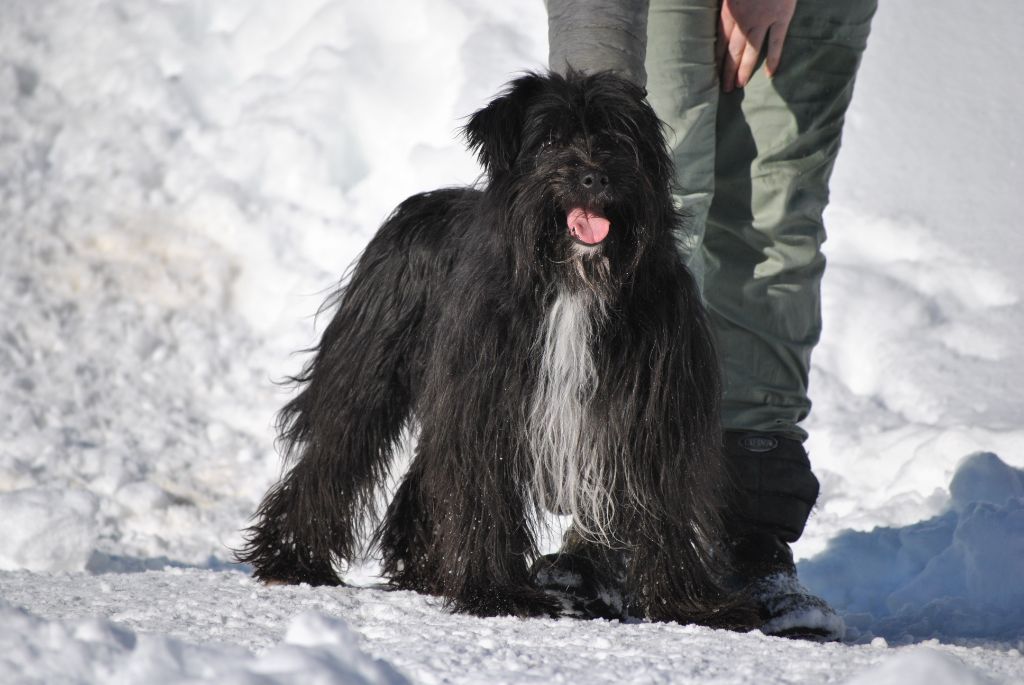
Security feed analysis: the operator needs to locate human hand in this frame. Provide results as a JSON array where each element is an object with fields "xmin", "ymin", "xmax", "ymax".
[{"xmin": 716, "ymin": 0, "xmax": 797, "ymax": 92}]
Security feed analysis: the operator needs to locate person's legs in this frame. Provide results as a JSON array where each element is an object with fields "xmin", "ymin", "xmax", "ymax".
[
  {"xmin": 706, "ymin": 0, "xmax": 876, "ymax": 542},
  {"xmin": 646, "ymin": 0, "xmax": 876, "ymax": 640}
]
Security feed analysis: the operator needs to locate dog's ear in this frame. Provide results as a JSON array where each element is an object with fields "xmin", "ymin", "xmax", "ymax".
[{"xmin": 462, "ymin": 73, "xmax": 545, "ymax": 175}]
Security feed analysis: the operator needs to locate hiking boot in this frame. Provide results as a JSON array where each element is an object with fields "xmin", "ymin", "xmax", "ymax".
[
  {"xmin": 731, "ymin": 530, "xmax": 845, "ymax": 641},
  {"xmin": 723, "ymin": 431, "xmax": 843, "ymax": 641}
]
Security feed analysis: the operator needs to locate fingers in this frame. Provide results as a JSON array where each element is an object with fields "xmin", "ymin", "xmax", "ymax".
[
  {"xmin": 735, "ymin": 26, "xmax": 766, "ymax": 89},
  {"xmin": 717, "ymin": 0, "xmax": 797, "ymax": 91},
  {"xmin": 720, "ymin": 18, "xmax": 747, "ymax": 92},
  {"xmin": 716, "ymin": 9, "xmax": 734, "ymax": 70},
  {"xmin": 765, "ymin": 17, "xmax": 793, "ymax": 77}
]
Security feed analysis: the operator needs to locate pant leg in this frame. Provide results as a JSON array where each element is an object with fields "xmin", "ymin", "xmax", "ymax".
[
  {"xmin": 644, "ymin": 0, "xmax": 719, "ymax": 279},
  {"xmin": 705, "ymin": 0, "xmax": 877, "ymax": 443},
  {"xmin": 547, "ymin": 0, "xmax": 650, "ymax": 87}
]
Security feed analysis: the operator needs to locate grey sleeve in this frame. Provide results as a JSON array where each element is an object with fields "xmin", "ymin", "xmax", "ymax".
[{"xmin": 547, "ymin": 0, "xmax": 650, "ymax": 87}]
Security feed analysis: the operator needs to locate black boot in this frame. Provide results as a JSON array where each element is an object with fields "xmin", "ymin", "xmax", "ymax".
[
  {"xmin": 724, "ymin": 431, "xmax": 844, "ymax": 641},
  {"xmin": 731, "ymin": 531, "xmax": 844, "ymax": 641}
]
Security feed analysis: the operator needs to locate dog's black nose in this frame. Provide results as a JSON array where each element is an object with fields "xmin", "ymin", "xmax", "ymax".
[{"xmin": 580, "ymin": 170, "xmax": 610, "ymax": 193}]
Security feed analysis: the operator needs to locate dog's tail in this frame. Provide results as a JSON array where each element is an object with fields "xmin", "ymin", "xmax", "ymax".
[{"xmin": 235, "ymin": 189, "xmax": 469, "ymax": 585}]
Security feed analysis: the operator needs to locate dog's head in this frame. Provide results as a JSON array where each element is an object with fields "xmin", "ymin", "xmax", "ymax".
[{"xmin": 463, "ymin": 71, "xmax": 677, "ymax": 290}]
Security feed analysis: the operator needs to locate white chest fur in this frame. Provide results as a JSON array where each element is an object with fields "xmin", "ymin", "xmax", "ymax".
[{"xmin": 528, "ymin": 288, "xmax": 616, "ymax": 541}]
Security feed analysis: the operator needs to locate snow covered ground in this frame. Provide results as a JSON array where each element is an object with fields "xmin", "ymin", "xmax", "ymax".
[{"xmin": 1, "ymin": 0, "xmax": 1022, "ymax": 682}]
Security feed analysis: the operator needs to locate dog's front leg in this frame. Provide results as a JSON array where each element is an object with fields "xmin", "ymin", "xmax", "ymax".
[
  {"xmin": 412, "ymin": 425, "xmax": 561, "ymax": 619},
  {"xmin": 621, "ymin": 474, "xmax": 760, "ymax": 630},
  {"xmin": 441, "ymin": 479, "xmax": 562, "ymax": 619}
]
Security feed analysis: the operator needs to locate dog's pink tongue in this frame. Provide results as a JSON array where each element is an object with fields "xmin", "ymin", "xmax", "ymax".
[{"xmin": 567, "ymin": 207, "xmax": 611, "ymax": 244}]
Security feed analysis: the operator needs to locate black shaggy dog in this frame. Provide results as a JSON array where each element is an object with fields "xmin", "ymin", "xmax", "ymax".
[{"xmin": 238, "ymin": 71, "xmax": 751, "ymax": 628}]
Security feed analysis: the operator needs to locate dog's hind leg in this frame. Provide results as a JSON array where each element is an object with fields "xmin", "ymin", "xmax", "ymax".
[
  {"xmin": 236, "ymin": 191, "xmax": 464, "ymax": 585},
  {"xmin": 236, "ymin": 288, "xmax": 416, "ymax": 585}
]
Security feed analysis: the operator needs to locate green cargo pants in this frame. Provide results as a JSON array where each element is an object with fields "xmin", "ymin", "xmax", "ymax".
[{"xmin": 644, "ymin": 0, "xmax": 876, "ymax": 444}]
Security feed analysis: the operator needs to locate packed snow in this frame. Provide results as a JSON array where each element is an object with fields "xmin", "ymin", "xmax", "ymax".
[{"xmin": 1, "ymin": 0, "xmax": 1022, "ymax": 683}]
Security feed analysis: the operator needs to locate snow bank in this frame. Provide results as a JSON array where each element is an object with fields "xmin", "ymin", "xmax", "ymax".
[
  {"xmin": 801, "ymin": 453, "xmax": 1024, "ymax": 644},
  {"xmin": 0, "ymin": 603, "xmax": 406, "ymax": 685},
  {"xmin": 0, "ymin": 488, "xmax": 98, "ymax": 571},
  {"xmin": 798, "ymin": 207, "xmax": 1023, "ymax": 559}
]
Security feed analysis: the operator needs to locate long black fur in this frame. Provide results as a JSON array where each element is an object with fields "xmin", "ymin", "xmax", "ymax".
[{"xmin": 237, "ymin": 71, "xmax": 754, "ymax": 628}]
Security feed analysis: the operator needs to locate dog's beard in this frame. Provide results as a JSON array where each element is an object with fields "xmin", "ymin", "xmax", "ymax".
[
  {"xmin": 565, "ymin": 241, "xmax": 614, "ymax": 298},
  {"xmin": 528, "ymin": 281, "xmax": 626, "ymax": 543}
]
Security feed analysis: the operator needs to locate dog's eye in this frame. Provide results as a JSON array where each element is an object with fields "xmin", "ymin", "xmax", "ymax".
[
  {"xmin": 537, "ymin": 139, "xmax": 563, "ymax": 159},
  {"xmin": 540, "ymin": 133, "xmax": 565, "ymax": 150}
]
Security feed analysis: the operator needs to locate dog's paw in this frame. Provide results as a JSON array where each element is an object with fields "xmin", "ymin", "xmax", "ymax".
[
  {"xmin": 530, "ymin": 552, "xmax": 626, "ymax": 621},
  {"xmin": 452, "ymin": 585, "xmax": 562, "ymax": 619},
  {"xmin": 253, "ymin": 566, "xmax": 344, "ymax": 588}
]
